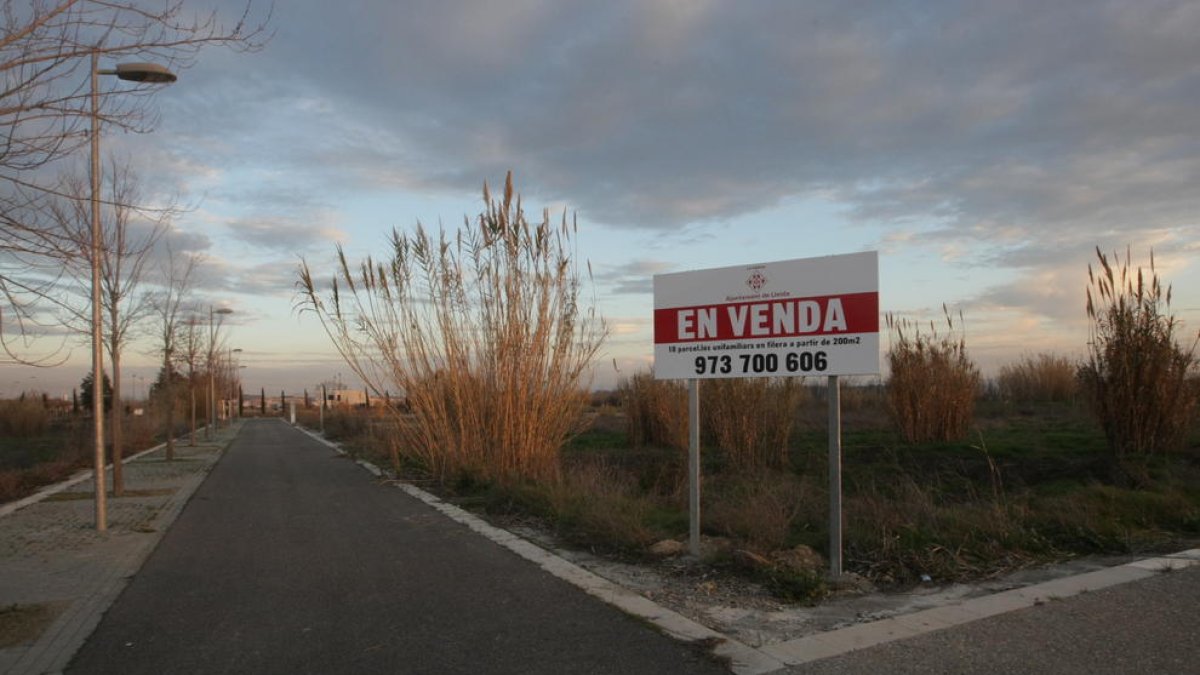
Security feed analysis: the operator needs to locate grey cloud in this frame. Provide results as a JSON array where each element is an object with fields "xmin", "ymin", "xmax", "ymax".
[
  {"xmin": 224, "ymin": 216, "xmax": 343, "ymax": 253},
  {"xmin": 231, "ymin": 260, "xmax": 303, "ymax": 297},
  {"xmin": 595, "ymin": 259, "xmax": 675, "ymax": 294},
  {"xmin": 148, "ymin": 0, "xmax": 1200, "ymax": 320}
]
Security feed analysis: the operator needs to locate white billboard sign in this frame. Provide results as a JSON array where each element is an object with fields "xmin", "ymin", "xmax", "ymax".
[{"xmin": 653, "ymin": 252, "xmax": 879, "ymax": 380}]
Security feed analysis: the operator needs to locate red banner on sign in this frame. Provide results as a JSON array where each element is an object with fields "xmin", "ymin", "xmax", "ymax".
[{"xmin": 654, "ymin": 292, "xmax": 878, "ymax": 344}]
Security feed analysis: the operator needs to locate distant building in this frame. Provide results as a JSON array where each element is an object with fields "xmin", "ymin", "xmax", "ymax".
[{"xmin": 326, "ymin": 389, "xmax": 366, "ymax": 407}]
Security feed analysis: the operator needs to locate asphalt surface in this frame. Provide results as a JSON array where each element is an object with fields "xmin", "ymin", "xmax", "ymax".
[
  {"xmin": 67, "ymin": 418, "xmax": 727, "ymax": 675},
  {"xmin": 786, "ymin": 563, "xmax": 1200, "ymax": 675}
]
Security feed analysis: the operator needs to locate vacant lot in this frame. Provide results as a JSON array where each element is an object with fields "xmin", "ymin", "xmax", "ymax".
[{"xmin": 303, "ymin": 388, "xmax": 1200, "ymax": 601}]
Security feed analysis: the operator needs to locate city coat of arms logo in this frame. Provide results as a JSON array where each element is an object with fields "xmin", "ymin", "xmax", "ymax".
[{"xmin": 746, "ymin": 269, "xmax": 767, "ymax": 292}]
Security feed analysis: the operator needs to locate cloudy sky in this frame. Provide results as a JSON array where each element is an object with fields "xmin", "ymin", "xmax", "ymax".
[{"xmin": 6, "ymin": 0, "xmax": 1199, "ymax": 397}]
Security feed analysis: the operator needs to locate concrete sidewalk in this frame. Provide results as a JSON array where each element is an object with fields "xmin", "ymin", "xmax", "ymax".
[{"xmin": 0, "ymin": 424, "xmax": 240, "ymax": 675}]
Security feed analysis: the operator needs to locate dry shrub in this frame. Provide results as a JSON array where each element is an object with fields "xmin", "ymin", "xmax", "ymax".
[
  {"xmin": 0, "ymin": 459, "xmax": 82, "ymax": 503},
  {"xmin": 1078, "ymin": 248, "xmax": 1199, "ymax": 479},
  {"xmin": 0, "ymin": 471, "xmax": 18, "ymax": 503},
  {"xmin": 620, "ymin": 372, "xmax": 688, "ymax": 451},
  {"xmin": 0, "ymin": 396, "xmax": 51, "ymax": 437},
  {"xmin": 998, "ymin": 353, "xmax": 1079, "ymax": 403},
  {"xmin": 886, "ymin": 307, "xmax": 980, "ymax": 443},
  {"xmin": 705, "ymin": 470, "xmax": 820, "ymax": 552},
  {"xmin": 320, "ymin": 406, "xmax": 372, "ymax": 442},
  {"xmin": 703, "ymin": 378, "xmax": 805, "ymax": 470},
  {"xmin": 837, "ymin": 380, "xmax": 886, "ymax": 412},
  {"xmin": 553, "ymin": 460, "xmax": 663, "ymax": 549},
  {"xmin": 299, "ymin": 173, "xmax": 605, "ymax": 484},
  {"xmin": 846, "ymin": 476, "xmax": 1035, "ymax": 583}
]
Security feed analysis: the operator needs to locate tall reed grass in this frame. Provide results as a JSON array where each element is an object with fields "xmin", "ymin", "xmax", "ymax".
[
  {"xmin": 620, "ymin": 373, "xmax": 688, "ymax": 451},
  {"xmin": 886, "ymin": 307, "xmax": 980, "ymax": 443},
  {"xmin": 997, "ymin": 353, "xmax": 1079, "ymax": 403},
  {"xmin": 620, "ymin": 374, "xmax": 804, "ymax": 470},
  {"xmin": 1078, "ymin": 248, "xmax": 1199, "ymax": 481},
  {"xmin": 703, "ymin": 378, "xmax": 805, "ymax": 470},
  {"xmin": 298, "ymin": 173, "xmax": 606, "ymax": 484}
]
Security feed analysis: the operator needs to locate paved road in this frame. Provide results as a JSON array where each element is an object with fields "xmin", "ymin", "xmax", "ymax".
[
  {"xmin": 787, "ymin": 564, "xmax": 1200, "ymax": 674},
  {"xmin": 68, "ymin": 419, "xmax": 726, "ymax": 674}
]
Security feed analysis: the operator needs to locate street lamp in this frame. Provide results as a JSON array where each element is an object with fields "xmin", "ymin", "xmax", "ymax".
[
  {"xmin": 226, "ymin": 347, "xmax": 243, "ymax": 423},
  {"xmin": 206, "ymin": 306, "xmax": 233, "ymax": 439},
  {"xmin": 90, "ymin": 54, "xmax": 176, "ymax": 532}
]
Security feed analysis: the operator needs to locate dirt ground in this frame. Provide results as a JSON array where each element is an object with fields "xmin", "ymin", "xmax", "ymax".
[{"xmin": 0, "ymin": 602, "xmax": 64, "ymax": 649}]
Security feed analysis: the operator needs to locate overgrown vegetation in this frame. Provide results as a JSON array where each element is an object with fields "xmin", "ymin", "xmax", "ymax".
[
  {"xmin": 0, "ymin": 394, "xmax": 186, "ymax": 504},
  {"xmin": 998, "ymin": 353, "xmax": 1078, "ymax": 403},
  {"xmin": 298, "ymin": 174, "xmax": 606, "ymax": 484},
  {"xmin": 1079, "ymin": 248, "xmax": 1199, "ymax": 483},
  {"xmin": 0, "ymin": 396, "xmax": 51, "ymax": 438},
  {"xmin": 301, "ymin": 237, "xmax": 1200, "ymax": 603},
  {"xmin": 885, "ymin": 307, "xmax": 980, "ymax": 443},
  {"xmin": 321, "ymin": 387, "xmax": 1200, "ymax": 597},
  {"xmin": 702, "ymin": 378, "xmax": 806, "ymax": 470},
  {"xmin": 620, "ymin": 375, "xmax": 805, "ymax": 471},
  {"xmin": 621, "ymin": 373, "xmax": 688, "ymax": 451}
]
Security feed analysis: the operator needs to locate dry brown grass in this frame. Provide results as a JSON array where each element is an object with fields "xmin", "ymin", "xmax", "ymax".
[
  {"xmin": 1079, "ymin": 248, "xmax": 1199, "ymax": 481},
  {"xmin": 620, "ymin": 373, "xmax": 806, "ymax": 470},
  {"xmin": 299, "ymin": 173, "xmax": 606, "ymax": 485},
  {"xmin": 703, "ymin": 378, "xmax": 806, "ymax": 470},
  {"xmin": 998, "ymin": 353, "xmax": 1079, "ymax": 403},
  {"xmin": 620, "ymin": 372, "xmax": 688, "ymax": 451},
  {"xmin": 552, "ymin": 459, "xmax": 663, "ymax": 549},
  {"xmin": 0, "ymin": 454, "xmax": 87, "ymax": 504},
  {"xmin": 0, "ymin": 396, "xmax": 51, "ymax": 437},
  {"xmin": 845, "ymin": 475, "xmax": 1036, "ymax": 583},
  {"xmin": 705, "ymin": 470, "xmax": 820, "ymax": 552},
  {"xmin": 886, "ymin": 307, "xmax": 980, "ymax": 443}
]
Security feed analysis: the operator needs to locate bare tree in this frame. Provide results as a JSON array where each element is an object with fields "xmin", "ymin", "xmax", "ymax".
[
  {"xmin": 0, "ymin": 0, "xmax": 271, "ymax": 359},
  {"xmin": 147, "ymin": 242, "xmax": 197, "ymax": 461},
  {"xmin": 178, "ymin": 311, "xmax": 204, "ymax": 446},
  {"xmin": 51, "ymin": 156, "xmax": 169, "ymax": 493}
]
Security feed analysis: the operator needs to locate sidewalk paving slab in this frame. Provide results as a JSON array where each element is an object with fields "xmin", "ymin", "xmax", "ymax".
[{"xmin": 0, "ymin": 424, "xmax": 239, "ymax": 675}]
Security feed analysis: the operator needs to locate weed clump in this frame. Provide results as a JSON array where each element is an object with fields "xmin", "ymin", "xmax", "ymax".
[
  {"xmin": 885, "ymin": 307, "xmax": 980, "ymax": 443},
  {"xmin": 703, "ymin": 378, "xmax": 805, "ymax": 470},
  {"xmin": 704, "ymin": 470, "xmax": 819, "ymax": 552},
  {"xmin": 621, "ymin": 374, "xmax": 805, "ymax": 470},
  {"xmin": 0, "ymin": 396, "xmax": 51, "ymax": 437},
  {"xmin": 998, "ymin": 353, "xmax": 1079, "ymax": 403},
  {"xmin": 620, "ymin": 372, "xmax": 688, "ymax": 451},
  {"xmin": 1079, "ymin": 247, "xmax": 1199, "ymax": 483}
]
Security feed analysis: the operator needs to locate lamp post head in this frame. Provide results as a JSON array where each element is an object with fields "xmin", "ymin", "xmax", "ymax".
[
  {"xmin": 113, "ymin": 62, "xmax": 177, "ymax": 84},
  {"xmin": 214, "ymin": 307, "xmax": 234, "ymax": 315}
]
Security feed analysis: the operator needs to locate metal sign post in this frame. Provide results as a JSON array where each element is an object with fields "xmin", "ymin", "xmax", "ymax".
[
  {"xmin": 688, "ymin": 379, "xmax": 701, "ymax": 556},
  {"xmin": 828, "ymin": 375, "xmax": 842, "ymax": 578}
]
